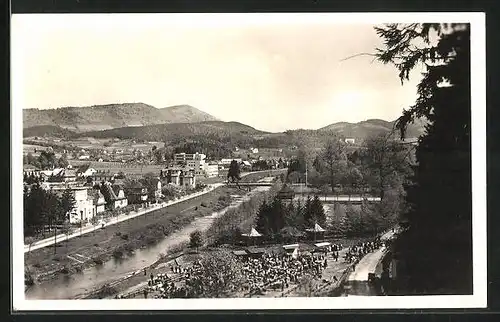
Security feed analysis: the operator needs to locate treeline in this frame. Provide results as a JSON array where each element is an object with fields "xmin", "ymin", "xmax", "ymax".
[
  {"xmin": 287, "ymin": 135, "xmax": 413, "ymax": 199},
  {"xmin": 24, "ymin": 185, "xmax": 76, "ymax": 237},
  {"xmin": 23, "ymin": 150, "xmax": 69, "ymax": 170},
  {"xmin": 205, "ymin": 180, "xmax": 283, "ymax": 245}
]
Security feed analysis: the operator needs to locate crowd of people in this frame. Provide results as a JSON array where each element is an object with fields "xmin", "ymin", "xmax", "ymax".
[
  {"xmin": 238, "ymin": 252, "xmax": 330, "ymax": 295},
  {"xmin": 344, "ymin": 239, "xmax": 384, "ymax": 264},
  {"xmin": 122, "ymin": 235, "xmax": 388, "ymax": 299}
]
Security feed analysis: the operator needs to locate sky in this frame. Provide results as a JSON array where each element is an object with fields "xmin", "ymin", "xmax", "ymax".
[{"xmin": 12, "ymin": 14, "xmax": 424, "ymax": 132}]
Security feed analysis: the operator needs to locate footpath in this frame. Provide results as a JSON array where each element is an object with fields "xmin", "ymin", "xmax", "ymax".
[
  {"xmin": 24, "ymin": 170, "xmax": 275, "ymax": 253},
  {"xmin": 348, "ymin": 229, "xmax": 395, "ymax": 282},
  {"xmin": 24, "ymin": 183, "xmax": 224, "ymax": 253}
]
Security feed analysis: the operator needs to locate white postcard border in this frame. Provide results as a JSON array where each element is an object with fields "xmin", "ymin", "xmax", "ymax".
[{"xmin": 11, "ymin": 12, "xmax": 487, "ymax": 311}]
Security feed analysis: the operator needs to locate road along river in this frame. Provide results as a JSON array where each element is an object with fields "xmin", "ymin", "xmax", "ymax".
[{"xmin": 25, "ymin": 185, "xmax": 271, "ymax": 300}]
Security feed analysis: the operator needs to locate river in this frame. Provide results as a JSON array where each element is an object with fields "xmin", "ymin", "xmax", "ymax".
[{"xmin": 25, "ymin": 185, "xmax": 271, "ymax": 300}]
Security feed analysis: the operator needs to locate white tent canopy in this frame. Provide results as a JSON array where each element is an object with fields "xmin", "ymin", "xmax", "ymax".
[
  {"xmin": 306, "ymin": 223, "xmax": 326, "ymax": 233},
  {"xmin": 283, "ymin": 244, "xmax": 300, "ymax": 250},
  {"xmin": 242, "ymin": 227, "xmax": 262, "ymax": 237},
  {"xmin": 314, "ymin": 242, "xmax": 331, "ymax": 248}
]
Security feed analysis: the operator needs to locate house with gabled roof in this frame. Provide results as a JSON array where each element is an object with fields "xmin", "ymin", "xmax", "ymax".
[
  {"xmin": 123, "ymin": 180, "xmax": 148, "ymax": 204},
  {"xmin": 99, "ymin": 181, "xmax": 128, "ymax": 210},
  {"xmin": 92, "ymin": 189, "xmax": 107, "ymax": 214}
]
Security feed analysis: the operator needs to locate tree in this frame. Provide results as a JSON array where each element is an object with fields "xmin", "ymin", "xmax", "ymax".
[
  {"xmin": 184, "ymin": 250, "xmax": 244, "ymax": 298},
  {"xmin": 320, "ymin": 138, "xmax": 348, "ymax": 193},
  {"xmin": 255, "ymin": 200, "xmax": 272, "ymax": 235},
  {"xmin": 301, "ymin": 196, "xmax": 313, "ymax": 229},
  {"xmin": 375, "ymin": 23, "xmax": 472, "ymax": 294},
  {"xmin": 37, "ymin": 150, "xmax": 57, "ymax": 170},
  {"xmin": 153, "ymin": 149, "xmax": 163, "ymax": 164},
  {"xmin": 360, "ymin": 135, "xmax": 411, "ymax": 199},
  {"xmin": 284, "ymin": 199, "xmax": 304, "ymax": 229},
  {"xmin": 303, "ymin": 195, "xmax": 326, "ymax": 228},
  {"xmin": 189, "ymin": 230, "xmax": 203, "ymax": 253},
  {"xmin": 140, "ymin": 172, "xmax": 159, "ymax": 200},
  {"xmin": 268, "ymin": 197, "xmax": 286, "ymax": 234},
  {"xmin": 59, "ymin": 188, "xmax": 76, "ymax": 221},
  {"xmin": 227, "ymin": 160, "xmax": 241, "ymax": 185}
]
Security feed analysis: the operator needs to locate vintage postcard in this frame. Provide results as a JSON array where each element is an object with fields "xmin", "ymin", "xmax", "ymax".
[{"xmin": 11, "ymin": 12, "xmax": 486, "ymax": 311}]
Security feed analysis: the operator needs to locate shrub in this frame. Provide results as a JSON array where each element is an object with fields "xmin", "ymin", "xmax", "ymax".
[
  {"xmin": 112, "ymin": 249, "xmax": 124, "ymax": 259},
  {"xmin": 115, "ymin": 231, "xmax": 122, "ymax": 237},
  {"xmin": 96, "ymin": 284, "xmax": 117, "ymax": 299},
  {"xmin": 189, "ymin": 230, "xmax": 204, "ymax": 251},
  {"xmin": 120, "ymin": 234, "xmax": 129, "ymax": 240}
]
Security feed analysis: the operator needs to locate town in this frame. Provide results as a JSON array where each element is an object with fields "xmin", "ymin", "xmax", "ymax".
[
  {"xmin": 23, "ymin": 141, "xmax": 290, "ymax": 228},
  {"xmin": 18, "ymin": 20, "xmax": 473, "ymax": 304}
]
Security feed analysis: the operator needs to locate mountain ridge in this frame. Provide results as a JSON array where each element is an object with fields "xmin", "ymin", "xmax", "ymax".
[{"xmin": 23, "ymin": 103, "xmax": 219, "ymax": 132}]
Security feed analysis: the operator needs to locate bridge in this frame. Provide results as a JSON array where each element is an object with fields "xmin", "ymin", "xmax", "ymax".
[{"xmin": 226, "ymin": 182, "xmax": 274, "ymax": 187}]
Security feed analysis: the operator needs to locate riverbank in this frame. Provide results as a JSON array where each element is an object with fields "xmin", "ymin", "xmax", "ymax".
[
  {"xmin": 24, "ymin": 185, "xmax": 245, "ymax": 286},
  {"xmin": 82, "ymin": 185, "xmax": 278, "ymax": 299}
]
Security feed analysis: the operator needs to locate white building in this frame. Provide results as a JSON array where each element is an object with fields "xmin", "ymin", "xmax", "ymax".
[
  {"xmin": 345, "ymin": 138, "xmax": 356, "ymax": 144},
  {"xmin": 175, "ymin": 153, "xmax": 207, "ymax": 177},
  {"xmin": 81, "ymin": 167, "xmax": 97, "ymax": 177},
  {"xmin": 203, "ymin": 163, "xmax": 219, "ymax": 178},
  {"xmin": 51, "ymin": 187, "xmax": 95, "ymax": 224},
  {"xmin": 219, "ymin": 158, "xmax": 242, "ymax": 165},
  {"xmin": 78, "ymin": 155, "xmax": 90, "ymax": 160},
  {"xmin": 251, "ymin": 148, "xmax": 259, "ymax": 154}
]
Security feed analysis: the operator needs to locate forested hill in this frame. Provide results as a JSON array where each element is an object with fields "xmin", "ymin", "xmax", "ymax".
[
  {"xmin": 80, "ymin": 121, "xmax": 269, "ymax": 141},
  {"xmin": 23, "ymin": 103, "xmax": 219, "ymax": 132},
  {"xmin": 318, "ymin": 118, "xmax": 427, "ymax": 139}
]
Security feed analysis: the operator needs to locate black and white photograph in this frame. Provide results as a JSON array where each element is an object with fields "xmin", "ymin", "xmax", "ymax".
[{"xmin": 11, "ymin": 12, "xmax": 486, "ymax": 310}]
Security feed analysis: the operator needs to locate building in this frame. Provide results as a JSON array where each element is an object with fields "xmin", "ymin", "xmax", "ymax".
[
  {"xmin": 111, "ymin": 184, "xmax": 129, "ymax": 208},
  {"xmin": 175, "ymin": 152, "xmax": 207, "ymax": 177},
  {"xmin": 203, "ymin": 163, "xmax": 219, "ymax": 178},
  {"xmin": 240, "ymin": 160, "xmax": 252, "ymax": 171},
  {"xmin": 219, "ymin": 158, "xmax": 242, "ymax": 166},
  {"xmin": 78, "ymin": 155, "xmax": 90, "ymax": 160},
  {"xmin": 92, "ymin": 190, "xmax": 107, "ymax": 214},
  {"xmin": 160, "ymin": 167, "xmax": 196, "ymax": 189},
  {"xmin": 250, "ymin": 148, "xmax": 259, "ymax": 154},
  {"xmin": 79, "ymin": 166, "xmax": 97, "ymax": 178},
  {"xmin": 51, "ymin": 187, "xmax": 95, "ymax": 224},
  {"xmin": 174, "ymin": 152, "xmax": 206, "ymax": 164},
  {"xmin": 123, "ymin": 181, "xmax": 148, "ymax": 204},
  {"xmin": 100, "ymin": 182, "xmax": 129, "ymax": 210},
  {"xmin": 345, "ymin": 138, "xmax": 356, "ymax": 144},
  {"xmin": 23, "ymin": 164, "xmax": 41, "ymax": 178}
]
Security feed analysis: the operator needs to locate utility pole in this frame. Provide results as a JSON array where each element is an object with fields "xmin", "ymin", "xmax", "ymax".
[{"xmin": 305, "ymin": 161, "xmax": 308, "ymax": 188}]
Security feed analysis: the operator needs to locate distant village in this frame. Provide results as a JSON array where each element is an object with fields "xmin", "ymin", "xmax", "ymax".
[{"xmin": 23, "ymin": 142, "xmax": 289, "ymax": 225}]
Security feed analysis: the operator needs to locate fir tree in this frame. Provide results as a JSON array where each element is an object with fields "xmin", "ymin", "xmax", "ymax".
[
  {"xmin": 375, "ymin": 23, "xmax": 472, "ymax": 294},
  {"xmin": 255, "ymin": 200, "xmax": 271, "ymax": 235}
]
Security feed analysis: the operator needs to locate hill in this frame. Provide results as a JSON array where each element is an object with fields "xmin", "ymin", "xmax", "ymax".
[
  {"xmin": 159, "ymin": 105, "xmax": 219, "ymax": 123},
  {"xmin": 318, "ymin": 118, "xmax": 427, "ymax": 139},
  {"xmin": 79, "ymin": 121, "xmax": 268, "ymax": 142},
  {"xmin": 23, "ymin": 125, "xmax": 77, "ymax": 138},
  {"xmin": 23, "ymin": 103, "xmax": 219, "ymax": 132}
]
